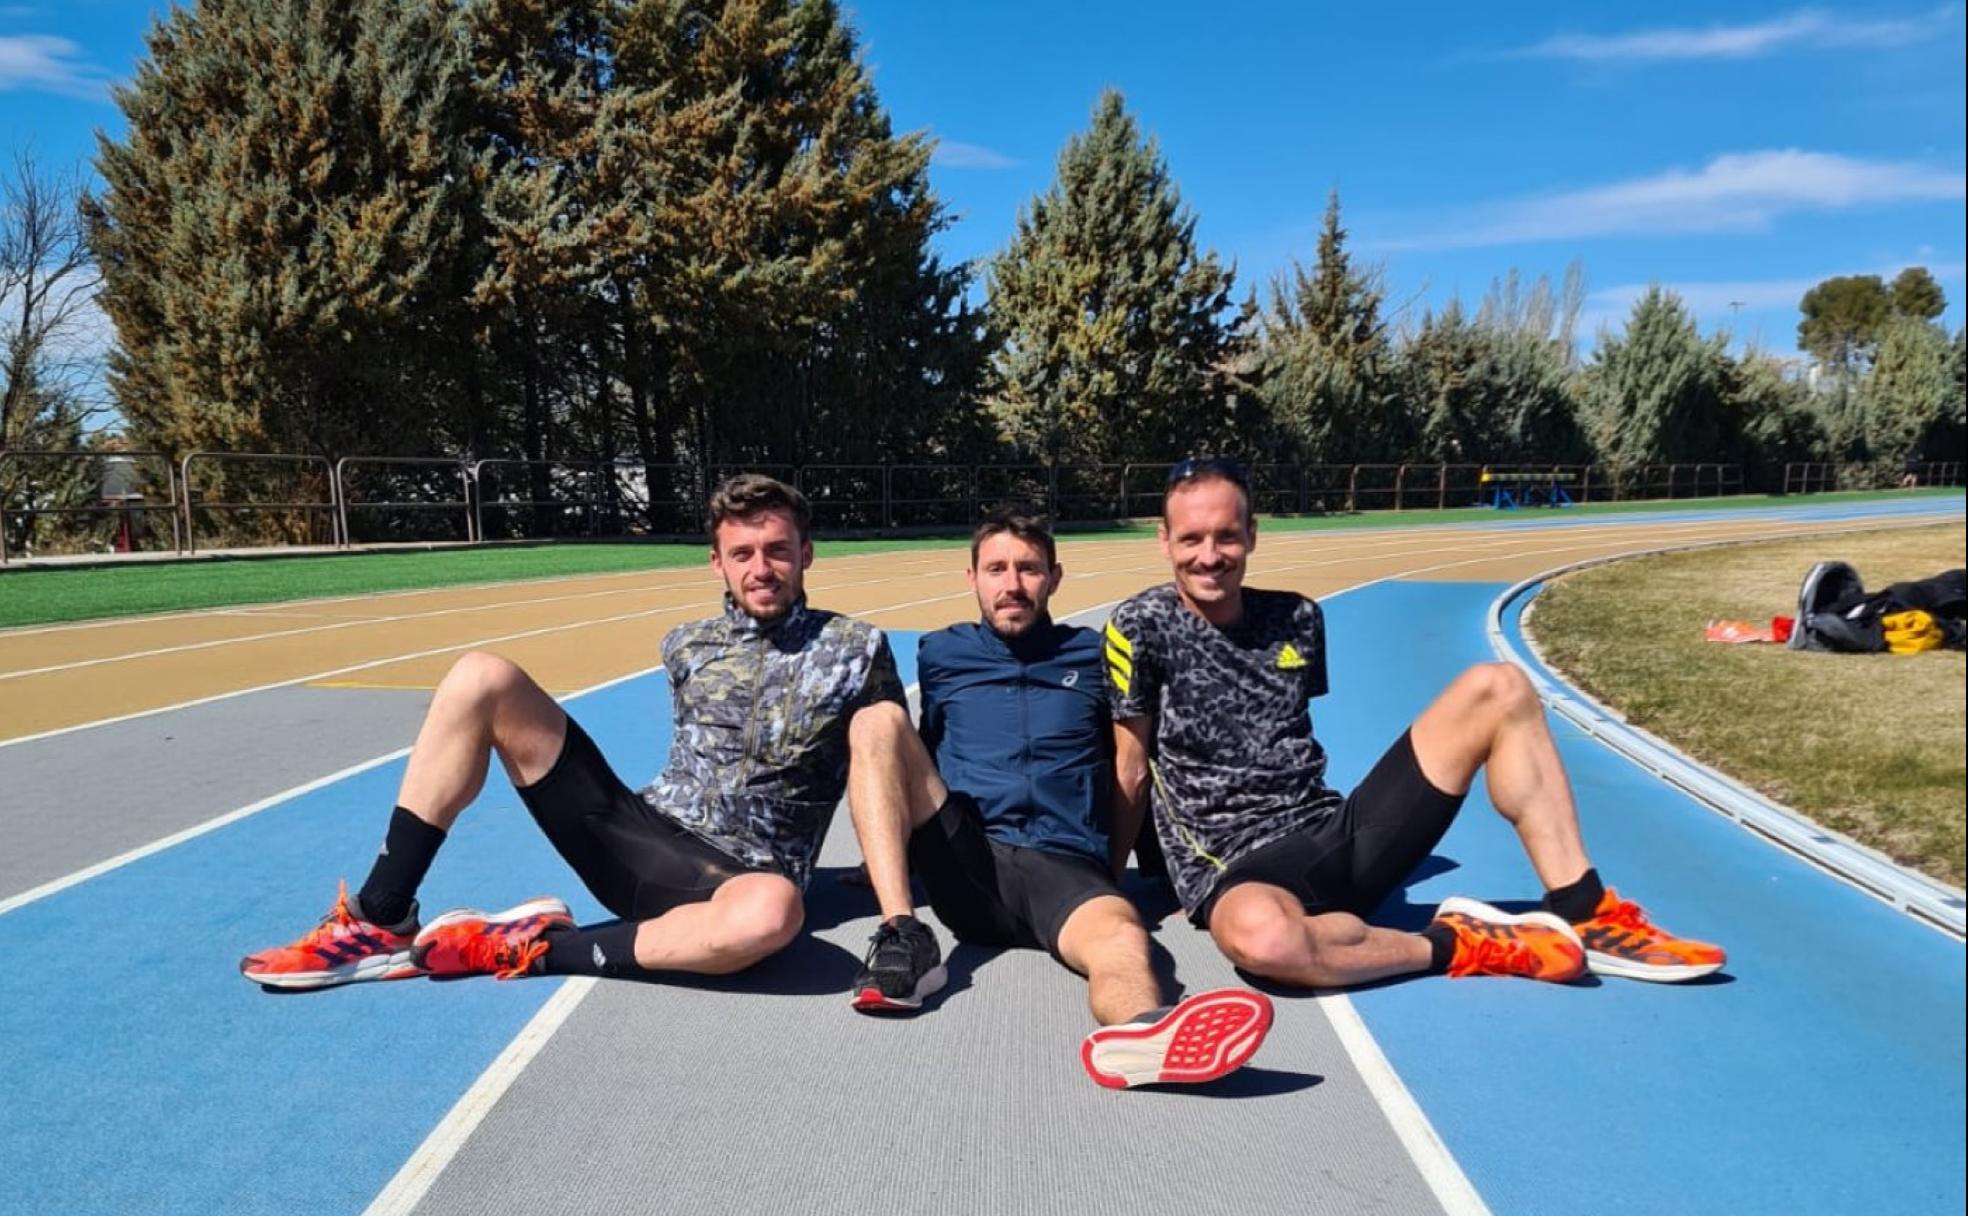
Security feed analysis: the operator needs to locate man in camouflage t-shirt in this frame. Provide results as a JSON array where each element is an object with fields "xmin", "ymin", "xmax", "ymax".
[
  {"xmin": 1107, "ymin": 459, "xmax": 1726, "ymax": 988},
  {"xmin": 242, "ymin": 475, "xmax": 948, "ymax": 1010}
]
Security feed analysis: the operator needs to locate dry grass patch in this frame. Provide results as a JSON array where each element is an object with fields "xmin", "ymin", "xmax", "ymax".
[{"xmin": 1530, "ymin": 522, "xmax": 1967, "ymax": 887}]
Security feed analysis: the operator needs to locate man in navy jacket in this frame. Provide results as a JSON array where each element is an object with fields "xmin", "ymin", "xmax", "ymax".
[{"xmin": 907, "ymin": 507, "xmax": 1271, "ymax": 1089}]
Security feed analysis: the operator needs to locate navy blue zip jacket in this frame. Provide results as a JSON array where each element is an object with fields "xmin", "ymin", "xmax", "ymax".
[{"xmin": 917, "ymin": 616, "xmax": 1112, "ymax": 865}]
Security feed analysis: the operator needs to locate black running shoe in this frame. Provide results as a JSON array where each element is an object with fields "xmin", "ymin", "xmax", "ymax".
[{"xmin": 850, "ymin": 914, "xmax": 946, "ymax": 1013}]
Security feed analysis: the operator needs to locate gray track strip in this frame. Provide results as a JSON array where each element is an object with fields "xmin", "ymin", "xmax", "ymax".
[
  {"xmin": 0, "ymin": 686, "xmax": 431, "ymax": 901},
  {"xmin": 408, "ymin": 816, "xmax": 1444, "ymax": 1216},
  {"xmin": 408, "ymin": 607, "xmax": 1446, "ymax": 1216}
]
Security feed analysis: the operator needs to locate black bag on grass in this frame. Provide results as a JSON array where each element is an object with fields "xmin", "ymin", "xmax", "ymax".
[{"xmin": 1790, "ymin": 563, "xmax": 1967, "ymax": 653}]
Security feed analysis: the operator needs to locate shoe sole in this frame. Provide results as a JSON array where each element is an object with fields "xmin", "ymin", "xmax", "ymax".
[
  {"xmin": 850, "ymin": 963, "xmax": 948, "ymax": 1014},
  {"xmin": 1081, "ymin": 988, "xmax": 1274, "ymax": 1089},
  {"xmin": 1433, "ymin": 897, "xmax": 1582, "ymax": 943},
  {"xmin": 244, "ymin": 951, "xmax": 422, "ymax": 990},
  {"xmin": 411, "ymin": 897, "xmax": 574, "ymax": 970},
  {"xmin": 1584, "ymin": 950, "xmax": 1726, "ymax": 983}
]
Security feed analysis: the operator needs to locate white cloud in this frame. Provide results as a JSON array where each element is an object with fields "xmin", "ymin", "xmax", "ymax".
[
  {"xmin": 1579, "ymin": 260, "xmax": 1967, "ymax": 341},
  {"xmin": 931, "ymin": 139, "xmax": 1018, "ymax": 170},
  {"xmin": 0, "ymin": 33, "xmax": 111, "ymax": 98},
  {"xmin": 1514, "ymin": 6, "xmax": 1948, "ymax": 61},
  {"xmin": 1382, "ymin": 150, "xmax": 1965, "ymax": 251}
]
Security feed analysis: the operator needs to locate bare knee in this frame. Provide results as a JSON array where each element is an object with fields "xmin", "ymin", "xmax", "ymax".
[
  {"xmin": 1455, "ymin": 661, "xmax": 1539, "ymax": 717},
  {"xmin": 440, "ymin": 650, "xmax": 528, "ymax": 709},
  {"xmin": 1210, "ymin": 894, "xmax": 1307, "ymax": 977},
  {"xmin": 848, "ymin": 698, "xmax": 910, "ymax": 750},
  {"xmin": 1084, "ymin": 918, "xmax": 1151, "ymax": 970},
  {"xmin": 722, "ymin": 885, "xmax": 804, "ymax": 961}
]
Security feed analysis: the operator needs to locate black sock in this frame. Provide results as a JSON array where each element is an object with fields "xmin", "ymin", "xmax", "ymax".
[
  {"xmin": 540, "ymin": 921, "xmax": 646, "ymax": 980},
  {"xmin": 1543, "ymin": 867, "xmax": 1606, "ymax": 925},
  {"xmin": 1421, "ymin": 923, "xmax": 1457, "ymax": 975},
  {"xmin": 355, "ymin": 807, "xmax": 446, "ymax": 927}
]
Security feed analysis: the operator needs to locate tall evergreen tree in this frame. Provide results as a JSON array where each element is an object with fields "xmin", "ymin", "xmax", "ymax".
[
  {"xmin": 1402, "ymin": 263, "xmax": 1588, "ymax": 465},
  {"xmin": 605, "ymin": 0, "xmax": 990, "ymax": 475},
  {"xmin": 1255, "ymin": 192, "xmax": 1403, "ymax": 464},
  {"xmin": 1797, "ymin": 273, "xmax": 1891, "ymax": 375},
  {"xmin": 88, "ymin": 0, "xmax": 483, "ymax": 457},
  {"xmin": 1711, "ymin": 348, "xmax": 1825, "ymax": 481},
  {"xmin": 1580, "ymin": 287, "xmax": 1722, "ymax": 468},
  {"xmin": 1863, "ymin": 316, "xmax": 1955, "ymax": 467},
  {"xmin": 986, "ymin": 90, "xmax": 1236, "ymax": 464},
  {"xmin": 1889, "ymin": 266, "xmax": 1947, "ymax": 322}
]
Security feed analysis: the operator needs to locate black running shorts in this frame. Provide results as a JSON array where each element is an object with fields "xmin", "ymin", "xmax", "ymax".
[
  {"xmin": 516, "ymin": 717, "xmax": 766, "ymax": 921},
  {"xmin": 1194, "ymin": 729, "xmax": 1466, "ymax": 928},
  {"xmin": 908, "ymin": 792, "xmax": 1125, "ymax": 958}
]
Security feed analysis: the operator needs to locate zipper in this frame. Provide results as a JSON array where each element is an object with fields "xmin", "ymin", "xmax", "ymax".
[
  {"xmin": 1019, "ymin": 658, "xmax": 1033, "ymax": 827},
  {"xmin": 737, "ymin": 633, "xmax": 767, "ymax": 785}
]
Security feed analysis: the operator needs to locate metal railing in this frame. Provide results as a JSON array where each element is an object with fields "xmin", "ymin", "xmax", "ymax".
[
  {"xmin": 0, "ymin": 449, "xmax": 182, "ymax": 563},
  {"xmin": 336, "ymin": 456, "xmax": 475, "ymax": 545},
  {"xmin": 180, "ymin": 451, "xmax": 340, "ymax": 554},
  {"xmin": 0, "ymin": 450, "xmax": 1797, "ymax": 563},
  {"xmin": 1783, "ymin": 461, "xmax": 1967, "ymax": 495}
]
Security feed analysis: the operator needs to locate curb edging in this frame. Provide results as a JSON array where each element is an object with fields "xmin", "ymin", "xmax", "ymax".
[{"xmin": 1485, "ymin": 547, "xmax": 1968, "ymax": 941}]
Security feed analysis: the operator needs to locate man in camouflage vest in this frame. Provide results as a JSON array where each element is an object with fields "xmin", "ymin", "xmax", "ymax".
[{"xmin": 241, "ymin": 474, "xmax": 947, "ymax": 1010}]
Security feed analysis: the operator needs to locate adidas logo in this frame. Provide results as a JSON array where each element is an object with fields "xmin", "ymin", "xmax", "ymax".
[{"xmin": 1277, "ymin": 643, "xmax": 1308, "ymax": 670}]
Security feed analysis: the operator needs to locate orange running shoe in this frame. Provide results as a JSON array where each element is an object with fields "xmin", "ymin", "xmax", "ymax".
[
  {"xmin": 412, "ymin": 898, "xmax": 574, "ymax": 980},
  {"xmin": 1081, "ymin": 988, "xmax": 1274, "ymax": 1089},
  {"xmin": 239, "ymin": 880, "xmax": 420, "ymax": 990},
  {"xmin": 1432, "ymin": 897, "xmax": 1586, "ymax": 982},
  {"xmin": 1571, "ymin": 888, "xmax": 1726, "ymax": 982}
]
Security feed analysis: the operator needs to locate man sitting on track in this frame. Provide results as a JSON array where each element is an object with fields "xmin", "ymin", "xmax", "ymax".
[
  {"xmin": 1106, "ymin": 457, "xmax": 1727, "ymax": 991},
  {"xmin": 242, "ymin": 474, "xmax": 947, "ymax": 1012},
  {"xmin": 909, "ymin": 506, "xmax": 1272, "ymax": 1088}
]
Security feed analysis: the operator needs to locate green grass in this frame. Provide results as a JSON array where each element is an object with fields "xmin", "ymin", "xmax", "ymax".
[
  {"xmin": 1529, "ymin": 523, "xmax": 1967, "ymax": 887},
  {"xmin": 1, "ymin": 488, "xmax": 1956, "ymax": 629}
]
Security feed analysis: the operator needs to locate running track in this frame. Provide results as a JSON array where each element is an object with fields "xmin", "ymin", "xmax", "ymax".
[{"xmin": 0, "ymin": 495, "xmax": 1961, "ymax": 1215}]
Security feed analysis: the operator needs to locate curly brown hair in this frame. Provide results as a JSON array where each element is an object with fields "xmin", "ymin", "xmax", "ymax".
[{"xmin": 707, "ymin": 474, "xmax": 811, "ymax": 543}]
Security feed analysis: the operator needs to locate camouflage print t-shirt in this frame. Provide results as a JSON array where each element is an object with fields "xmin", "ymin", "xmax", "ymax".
[
  {"xmin": 1104, "ymin": 584, "xmax": 1341, "ymax": 914},
  {"xmin": 644, "ymin": 596, "xmax": 905, "ymax": 889}
]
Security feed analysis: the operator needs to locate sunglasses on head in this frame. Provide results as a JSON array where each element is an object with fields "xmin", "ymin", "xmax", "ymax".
[{"xmin": 1166, "ymin": 456, "xmax": 1250, "ymax": 489}]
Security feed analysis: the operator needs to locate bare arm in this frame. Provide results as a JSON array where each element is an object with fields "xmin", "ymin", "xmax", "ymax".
[{"xmin": 1110, "ymin": 715, "xmax": 1153, "ymax": 878}]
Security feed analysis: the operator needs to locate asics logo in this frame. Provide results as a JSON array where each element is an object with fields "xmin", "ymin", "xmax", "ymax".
[{"xmin": 1062, "ymin": 671, "xmax": 1079, "ymax": 687}]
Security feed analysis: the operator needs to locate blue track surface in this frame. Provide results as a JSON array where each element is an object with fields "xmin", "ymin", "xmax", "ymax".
[
  {"xmin": 1324, "ymin": 580, "xmax": 1966, "ymax": 1216},
  {"xmin": 0, "ymin": 644, "xmax": 921, "ymax": 1216},
  {"xmin": 4, "ymin": 533, "xmax": 1963, "ymax": 1214},
  {"xmin": 1441, "ymin": 493, "xmax": 1960, "ymax": 532}
]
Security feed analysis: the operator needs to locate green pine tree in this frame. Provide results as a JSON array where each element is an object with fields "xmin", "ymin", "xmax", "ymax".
[
  {"xmin": 986, "ymin": 90, "xmax": 1237, "ymax": 465},
  {"xmin": 1255, "ymin": 192, "xmax": 1403, "ymax": 464},
  {"xmin": 1862, "ymin": 316, "xmax": 1955, "ymax": 469},
  {"xmin": 1580, "ymin": 287, "xmax": 1722, "ymax": 469},
  {"xmin": 89, "ymin": 0, "xmax": 483, "ymax": 458},
  {"xmin": 604, "ymin": 0, "xmax": 990, "ymax": 475}
]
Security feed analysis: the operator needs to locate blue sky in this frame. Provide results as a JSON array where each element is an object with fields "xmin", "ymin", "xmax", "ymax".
[{"xmin": 4, "ymin": 1, "xmax": 1964, "ymax": 361}]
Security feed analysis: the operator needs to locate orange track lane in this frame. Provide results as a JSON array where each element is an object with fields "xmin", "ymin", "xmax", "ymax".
[{"xmin": 0, "ymin": 512, "xmax": 1938, "ymax": 743}]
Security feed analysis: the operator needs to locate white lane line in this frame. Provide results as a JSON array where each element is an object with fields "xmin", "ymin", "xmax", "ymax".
[
  {"xmin": 0, "ymin": 579, "xmax": 715, "ymax": 683},
  {"xmin": 361, "ymin": 976, "xmax": 598, "ymax": 1216},
  {"xmin": 1315, "ymin": 992, "xmax": 1490, "ymax": 1216},
  {"xmin": 0, "ymin": 604, "xmax": 691, "ymax": 753},
  {"xmin": 0, "ymin": 658, "xmax": 669, "ymax": 918},
  {"xmin": 0, "ymin": 746, "xmax": 407, "ymax": 918},
  {"xmin": 0, "ymin": 562, "xmax": 712, "ymax": 638},
  {"xmin": 7, "ymin": 505, "xmax": 1920, "ymax": 754}
]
